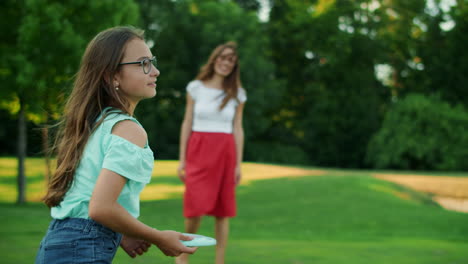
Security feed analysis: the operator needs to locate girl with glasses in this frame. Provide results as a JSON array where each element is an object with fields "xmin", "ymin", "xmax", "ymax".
[
  {"xmin": 176, "ymin": 42, "xmax": 247, "ymax": 264},
  {"xmin": 35, "ymin": 26, "xmax": 196, "ymax": 264}
]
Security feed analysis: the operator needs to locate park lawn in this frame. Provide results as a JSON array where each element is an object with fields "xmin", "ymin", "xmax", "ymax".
[{"xmin": 1, "ymin": 158, "xmax": 468, "ymax": 263}]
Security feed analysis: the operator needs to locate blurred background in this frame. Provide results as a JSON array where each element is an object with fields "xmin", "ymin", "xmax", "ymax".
[
  {"xmin": 1, "ymin": 0, "xmax": 467, "ymax": 263},
  {"xmin": 2, "ymin": 0, "xmax": 468, "ymax": 171}
]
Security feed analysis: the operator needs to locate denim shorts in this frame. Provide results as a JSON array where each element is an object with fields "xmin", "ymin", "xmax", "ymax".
[{"xmin": 35, "ymin": 218, "xmax": 122, "ymax": 264}]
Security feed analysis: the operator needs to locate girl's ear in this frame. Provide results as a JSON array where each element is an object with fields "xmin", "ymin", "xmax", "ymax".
[{"xmin": 111, "ymin": 72, "xmax": 122, "ymax": 89}]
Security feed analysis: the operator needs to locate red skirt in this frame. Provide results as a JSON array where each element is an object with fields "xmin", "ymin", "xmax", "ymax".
[{"xmin": 184, "ymin": 132, "xmax": 237, "ymax": 218}]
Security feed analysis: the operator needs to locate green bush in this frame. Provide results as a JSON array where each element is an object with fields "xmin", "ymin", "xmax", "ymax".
[
  {"xmin": 245, "ymin": 141, "xmax": 310, "ymax": 165},
  {"xmin": 366, "ymin": 94, "xmax": 468, "ymax": 170}
]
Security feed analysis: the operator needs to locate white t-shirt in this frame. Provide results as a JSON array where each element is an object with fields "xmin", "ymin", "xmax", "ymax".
[{"xmin": 187, "ymin": 80, "xmax": 247, "ymax": 133}]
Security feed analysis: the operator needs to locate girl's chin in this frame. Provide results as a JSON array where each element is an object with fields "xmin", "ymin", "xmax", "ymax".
[
  {"xmin": 141, "ymin": 90, "xmax": 157, "ymax": 99},
  {"xmin": 148, "ymin": 90, "xmax": 157, "ymax": 98}
]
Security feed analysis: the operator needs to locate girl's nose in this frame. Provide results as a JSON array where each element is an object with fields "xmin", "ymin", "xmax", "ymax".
[{"xmin": 151, "ymin": 66, "xmax": 160, "ymax": 77}]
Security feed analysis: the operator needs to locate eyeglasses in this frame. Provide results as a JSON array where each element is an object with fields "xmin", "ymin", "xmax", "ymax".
[
  {"xmin": 119, "ymin": 56, "xmax": 157, "ymax": 74},
  {"xmin": 218, "ymin": 54, "xmax": 237, "ymax": 64}
]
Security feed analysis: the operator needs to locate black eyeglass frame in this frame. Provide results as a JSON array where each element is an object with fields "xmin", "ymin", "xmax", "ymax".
[{"xmin": 118, "ymin": 56, "xmax": 157, "ymax": 74}]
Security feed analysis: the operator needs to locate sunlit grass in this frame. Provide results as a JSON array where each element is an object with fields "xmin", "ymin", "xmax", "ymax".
[
  {"xmin": 2, "ymin": 172, "xmax": 468, "ymax": 264},
  {"xmin": 2, "ymin": 157, "xmax": 468, "ymax": 203},
  {"xmin": 1, "ymin": 158, "xmax": 468, "ymax": 263},
  {"xmin": 0, "ymin": 157, "xmax": 52, "ymax": 202},
  {"xmin": 0, "ymin": 158, "xmax": 322, "ymax": 202}
]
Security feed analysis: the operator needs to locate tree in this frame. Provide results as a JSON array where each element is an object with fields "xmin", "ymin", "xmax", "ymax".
[
  {"xmin": 412, "ymin": 0, "xmax": 468, "ymax": 106},
  {"xmin": 0, "ymin": 0, "xmax": 140, "ymax": 203},
  {"xmin": 367, "ymin": 94, "xmax": 468, "ymax": 170},
  {"xmin": 234, "ymin": 0, "xmax": 261, "ymax": 12},
  {"xmin": 269, "ymin": 0, "xmax": 385, "ymax": 167}
]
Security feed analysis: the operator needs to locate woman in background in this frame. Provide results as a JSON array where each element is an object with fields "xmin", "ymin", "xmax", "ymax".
[{"xmin": 176, "ymin": 42, "xmax": 247, "ymax": 264}]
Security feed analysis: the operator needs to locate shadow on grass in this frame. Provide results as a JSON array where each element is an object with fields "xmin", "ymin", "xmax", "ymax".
[
  {"xmin": 0, "ymin": 173, "xmax": 45, "ymax": 185},
  {"xmin": 151, "ymin": 175, "xmax": 183, "ymax": 185}
]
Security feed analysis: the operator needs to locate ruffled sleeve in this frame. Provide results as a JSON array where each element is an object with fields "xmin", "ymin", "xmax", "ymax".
[
  {"xmin": 186, "ymin": 80, "xmax": 199, "ymax": 100},
  {"xmin": 102, "ymin": 134, "xmax": 154, "ymax": 184},
  {"xmin": 238, "ymin": 87, "xmax": 247, "ymax": 103}
]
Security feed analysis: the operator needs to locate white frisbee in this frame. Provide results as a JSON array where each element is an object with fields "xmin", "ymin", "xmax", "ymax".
[{"xmin": 181, "ymin": 233, "xmax": 217, "ymax": 247}]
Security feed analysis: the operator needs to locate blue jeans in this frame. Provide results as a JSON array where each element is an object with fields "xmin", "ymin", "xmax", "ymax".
[{"xmin": 35, "ymin": 218, "xmax": 122, "ymax": 264}]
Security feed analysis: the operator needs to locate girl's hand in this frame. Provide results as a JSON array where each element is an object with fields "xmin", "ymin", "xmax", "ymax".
[
  {"xmin": 177, "ymin": 162, "xmax": 186, "ymax": 182},
  {"xmin": 235, "ymin": 165, "xmax": 242, "ymax": 186},
  {"xmin": 154, "ymin": 231, "xmax": 197, "ymax": 257},
  {"xmin": 120, "ymin": 235, "xmax": 151, "ymax": 258}
]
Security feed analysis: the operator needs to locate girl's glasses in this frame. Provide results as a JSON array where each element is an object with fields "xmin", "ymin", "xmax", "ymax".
[{"xmin": 119, "ymin": 56, "xmax": 157, "ymax": 74}]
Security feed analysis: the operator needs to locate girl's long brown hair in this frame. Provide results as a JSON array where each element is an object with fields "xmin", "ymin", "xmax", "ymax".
[
  {"xmin": 43, "ymin": 26, "xmax": 145, "ymax": 207},
  {"xmin": 196, "ymin": 42, "xmax": 242, "ymax": 109}
]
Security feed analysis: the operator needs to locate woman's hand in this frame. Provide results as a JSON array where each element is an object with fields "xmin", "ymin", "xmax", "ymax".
[
  {"xmin": 120, "ymin": 235, "xmax": 151, "ymax": 258},
  {"xmin": 235, "ymin": 165, "xmax": 242, "ymax": 186},
  {"xmin": 153, "ymin": 230, "xmax": 197, "ymax": 257},
  {"xmin": 177, "ymin": 162, "xmax": 186, "ymax": 182}
]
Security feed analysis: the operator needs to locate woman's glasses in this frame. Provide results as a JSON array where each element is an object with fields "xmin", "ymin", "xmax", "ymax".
[
  {"xmin": 218, "ymin": 54, "xmax": 236, "ymax": 64},
  {"xmin": 119, "ymin": 56, "xmax": 157, "ymax": 74}
]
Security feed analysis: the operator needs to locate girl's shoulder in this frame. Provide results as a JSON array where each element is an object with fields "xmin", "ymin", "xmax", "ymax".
[
  {"xmin": 98, "ymin": 110, "xmax": 151, "ymax": 150},
  {"xmin": 96, "ymin": 108, "xmax": 142, "ymax": 135},
  {"xmin": 111, "ymin": 119, "xmax": 147, "ymax": 148}
]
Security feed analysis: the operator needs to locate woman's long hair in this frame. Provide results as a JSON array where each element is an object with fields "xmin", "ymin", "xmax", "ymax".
[
  {"xmin": 196, "ymin": 42, "xmax": 242, "ymax": 109},
  {"xmin": 43, "ymin": 26, "xmax": 145, "ymax": 207}
]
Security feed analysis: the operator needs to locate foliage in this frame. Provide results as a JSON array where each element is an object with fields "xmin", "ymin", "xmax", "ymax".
[
  {"xmin": 268, "ymin": 0, "xmax": 385, "ymax": 167},
  {"xmin": 367, "ymin": 94, "xmax": 468, "ymax": 170},
  {"xmin": 412, "ymin": 1, "xmax": 468, "ymax": 106},
  {"xmin": 0, "ymin": 0, "xmax": 141, "ymax": 203},
  {"xmin": 246, "ymin": 141, "xmax": 309, "ymax": 165},
  {"xmin": 1, "ymin": 0, "xmax": 140, "ymax": 120}
]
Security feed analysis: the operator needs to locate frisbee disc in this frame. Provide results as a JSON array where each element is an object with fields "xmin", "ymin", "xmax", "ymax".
[{"xmin": 181, "ymin": 233, "xmax": 217, "ymax": 247}]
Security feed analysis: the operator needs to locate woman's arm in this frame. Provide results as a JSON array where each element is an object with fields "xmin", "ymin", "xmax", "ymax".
[
  {"xmin": 89, "ymin": 120, "xmax": 196, "ymax": 257},
  {"xmin": 233, "ymin": 103, "xmax": 245, "ymax": 185},
  {"xmin": 177, "ymin": 94, "xmax": 195, "ymax": 181}
]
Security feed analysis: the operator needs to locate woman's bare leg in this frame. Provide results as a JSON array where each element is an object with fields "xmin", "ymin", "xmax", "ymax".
[
  {"xmin": 215, "ymin": 217, "xmax": 229, "ymax": 264},
  {"xmin": 175, "ymin": 216, "xmax": 202, "ymax": 264}
]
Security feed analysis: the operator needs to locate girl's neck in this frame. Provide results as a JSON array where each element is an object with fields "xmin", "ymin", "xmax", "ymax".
[{"xmin": 126, "ymin": 99, "xmax": 138, "ymax": 116}]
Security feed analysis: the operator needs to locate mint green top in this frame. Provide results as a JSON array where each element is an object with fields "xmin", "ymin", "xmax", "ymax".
[{"xmin": 51, "ymin": 108, "xmax": 154, "ymax": 219}]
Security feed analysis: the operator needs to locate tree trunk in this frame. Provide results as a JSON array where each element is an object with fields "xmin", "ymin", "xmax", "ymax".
[{"xmin": 17, "ymin": 98, "xmax": 27, "ymax": 204}]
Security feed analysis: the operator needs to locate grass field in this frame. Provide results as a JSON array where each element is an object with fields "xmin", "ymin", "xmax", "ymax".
[{"xmin": 1, "ymin": 158, "xmax": 468, "ymax": 263}]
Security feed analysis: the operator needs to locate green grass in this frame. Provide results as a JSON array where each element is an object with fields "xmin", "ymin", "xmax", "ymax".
[{"xmin": 1, "ymin": 159, "xmax": 468, "ymax": 263}]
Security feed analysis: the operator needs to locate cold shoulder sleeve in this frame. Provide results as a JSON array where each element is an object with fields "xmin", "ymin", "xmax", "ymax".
[
  {"xmin": 102, "ymin": 135, "xmax": 154, "ymax": 183},
  {"xmin": 101, "ymin": 115, "xmax": 154, "ymax": 184}
]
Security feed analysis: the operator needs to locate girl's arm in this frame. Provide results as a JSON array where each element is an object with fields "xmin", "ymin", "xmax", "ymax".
[
  {"xmin": 177, "ymin": 94, "xmax": 195, "ymax": 181},
  {"xmin": 89, "ymin": 120, "xmax": 196, "ymax": 257},
  {"xmin": 233, "ymin": 103, "xmax": 245, "ymax": 185}
]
